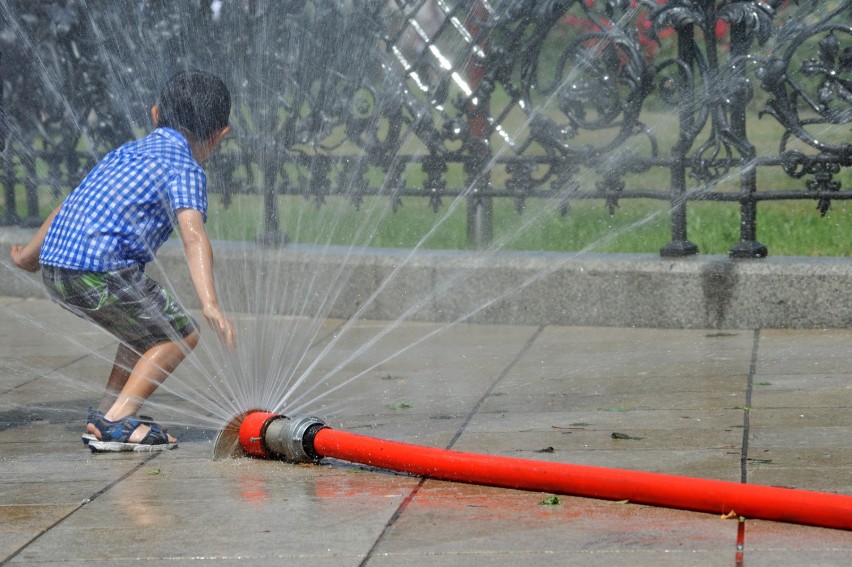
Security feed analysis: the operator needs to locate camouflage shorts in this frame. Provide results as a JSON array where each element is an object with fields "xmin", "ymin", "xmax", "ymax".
[{"xmin": 42, "ymin": 264, "xmax": 198, "ymax": 353}]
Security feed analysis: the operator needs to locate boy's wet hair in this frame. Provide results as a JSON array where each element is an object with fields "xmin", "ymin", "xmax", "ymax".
[{"xmin": 157, "ymin": 71, "xmax": 230, "ymax": 141}]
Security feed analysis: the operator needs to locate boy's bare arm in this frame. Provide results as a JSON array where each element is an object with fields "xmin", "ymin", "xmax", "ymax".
[
  {"xmin": 10, "ymin": 204, "xmax": 62, "ymax": 272},
  {"xmin": 176, "ymin": 208, "xmax": 236, "ymax": 350}
]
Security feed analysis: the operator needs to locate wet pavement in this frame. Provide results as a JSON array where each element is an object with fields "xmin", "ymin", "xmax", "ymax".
[{"xmin": 1, "ymin": 295, "xmax": 851, "ymax": 566}]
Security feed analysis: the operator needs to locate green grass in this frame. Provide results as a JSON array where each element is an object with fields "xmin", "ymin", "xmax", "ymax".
[
  {"xmin": 8, "ymin": 168, "xmax": 852, "ymax": 257},
  {"xmin": 193, "ymin": 192, "xmax": 852, "ymax": 257}
]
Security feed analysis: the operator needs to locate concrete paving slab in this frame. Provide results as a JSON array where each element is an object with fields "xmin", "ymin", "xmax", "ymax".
[
  {"xmin": 1, "ymin": 297, "xmax": 851, "ymax": 566},
  {"xmin": 742, "ymin": 520, "xmax": 852, "ymax": 567},
  {"xmin": 752, "ymin": 372, "xmax": 852, "ymax": 390},
  {"xmin": 464, "ymin": 407, "xmax": 747, "ymax": 432},
  {"xmin": 748, "ymin": 406, "xmax": 852, "ymax": 428},
  {"xmin": 281, "ymin": 321, "xmax": 539, "ymax": 428},
  {"xmin": 479, "ymin": 390, "xmax": 749, "ymax": 413},
  {"xmin": 0, "ymin": 480, "xmax": 112, "ymax": 507},
  {"xmin": 0, "ymin": 504, "xmax": 81, "ymax": 560},
  {"xmin": 370, "ymin": 481, "xmax": 739, "ymax": 566},
  {"xmin": 0, "ymin": 378, "xmax": 105, "ymax": 409},
  {"xmin": 751, "ymin": 389, "xmax": 852, "ymax": 410},
  {"xmin": 368, "ymin": 552, "xmax": 728, "ymax": 567},
  {"xmin": 756, "ymin": 329, "xmax": 852, "ymax": 375},
  {"xmin": 454, "ymin": 427, "xmax": 742, "ymax": 459},
  {"xmin": 327, "ymin": 413, "xmax": 465, "ymax": 447},
  {"xmin": 7, "ymin": 449, "xmax": 415, "ymax": 564},
  {"xmin": 748, "ymin": 427, "xmax": 852, "ymax": 451},
  {"xmin": 744, "ymin": 448, "xmax": 852, "ymax": 493}
]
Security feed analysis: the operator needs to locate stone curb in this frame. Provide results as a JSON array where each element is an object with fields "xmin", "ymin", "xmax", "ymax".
[{"xmin": 3, "ymin": 227, "xmax": 851, "ymax": 329}]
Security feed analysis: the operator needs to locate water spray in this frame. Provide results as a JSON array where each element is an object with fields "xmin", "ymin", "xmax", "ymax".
[{"xmin": 215, "ymin": 411, "xmax": 852, "ymax": 532}]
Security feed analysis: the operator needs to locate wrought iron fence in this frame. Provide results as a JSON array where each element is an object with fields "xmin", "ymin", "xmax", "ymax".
[{"xmin": 1, "ymin": 0, "xmax": 850, "ymax": 257}]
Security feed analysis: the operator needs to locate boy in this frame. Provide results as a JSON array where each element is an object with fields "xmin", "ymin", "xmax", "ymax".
[{"xmin": 10, "ymin": 70, "xmax": 237, "ymax": 452}]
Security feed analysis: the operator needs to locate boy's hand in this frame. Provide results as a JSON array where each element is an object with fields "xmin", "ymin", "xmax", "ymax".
[
  {"xmin": 203, "ymin": 304, "xmax": 237, "ymax": 351},
  {"xmin": 10, "ymin": 244, "xmax": 40, "ymax": 272}
]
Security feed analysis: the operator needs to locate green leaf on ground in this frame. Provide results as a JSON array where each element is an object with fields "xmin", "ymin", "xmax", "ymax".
[
  {"xmin": 539, "ymin": 496, "xmax": 561, "ymax": 506},
  {"xmin": 386, "ymin": 402, "xmax": 412, "ymax": 410}
]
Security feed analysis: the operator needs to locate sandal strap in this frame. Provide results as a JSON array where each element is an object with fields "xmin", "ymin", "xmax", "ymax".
[
  {"xmin": 86, "ymin": 407, "xmax": 104, "ymax": 425},
  {"xmin": 94, "ymin": 415, "xmax": 171, "ymax": 445},
  {"xmin": 93, "ymin": 416, "xmax": 139, "ymax": 442},
  {"xmin": 138, "ymin": 422, "xmax": 171, "ymax": 445}
]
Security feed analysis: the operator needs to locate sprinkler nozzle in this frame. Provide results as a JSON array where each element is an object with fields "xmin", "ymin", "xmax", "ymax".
[{"xmin": 237, "ymin": 411, "xmax": 326, "ymax": 462}]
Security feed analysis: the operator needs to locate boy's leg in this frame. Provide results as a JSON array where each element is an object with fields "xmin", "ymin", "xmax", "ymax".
[
  {"xmin": 103, "ymin": 330, "xmax": 199, "ymax": 443},
  {"xmin": 99, "ymin": 343, "xmax": 140, "ymax": 412},
  {"xmin": 86, "ymin": 343, "xmax": 141, "ymax": 439},
  {"xmin": 43, "ymin": 266, "xmax": 200, "ymax": 444}
]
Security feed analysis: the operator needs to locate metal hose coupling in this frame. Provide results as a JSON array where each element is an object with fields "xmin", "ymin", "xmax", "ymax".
[{"xmin": 238, "ymin": 412, "xmax": 327, "ymax": 462}]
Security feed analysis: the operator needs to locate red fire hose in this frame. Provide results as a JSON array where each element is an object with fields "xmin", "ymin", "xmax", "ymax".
[{"xmin": 237, "ymin": 412, "xmax": 852, "ymax": 531}]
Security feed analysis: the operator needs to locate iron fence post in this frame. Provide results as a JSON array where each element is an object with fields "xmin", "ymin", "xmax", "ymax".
[
  {"xmin": 0, "ymin": 50, "xmax": 18, "ymax": 227},
  {"xmin": 0, "ymin": 160, "xmax": 19, "ymax": 226},
  {"xmin": 660, "ymin": 18, "xmax": 698, "ymax": 257},
  {"xmin": 257, "ymin": 158, "xmax": 288, "ymax": 247},
  {"xmin": 728, "ymin": 14, "xmax": 767, "ymax": 258},
  {"xmin": 464, "ymin": 0, "xmax": 492, "ymax": 249},
  {"xmin": 21, "ymin": 151, "xmax": 41, "ymax": 228}
]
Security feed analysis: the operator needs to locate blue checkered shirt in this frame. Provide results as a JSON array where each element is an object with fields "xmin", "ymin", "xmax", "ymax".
[{"xmin": 40, "ymin": 128, "xmax": 207, "ymax": 271}]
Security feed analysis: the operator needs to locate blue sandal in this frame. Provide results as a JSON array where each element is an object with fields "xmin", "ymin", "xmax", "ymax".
[
  {"xmin": 88, "ymin": 415, "xmax": 177, "ymax": 453},
  {"xmin": 83, "ymin": 408, "xmax": 158, "ymax": 446}
]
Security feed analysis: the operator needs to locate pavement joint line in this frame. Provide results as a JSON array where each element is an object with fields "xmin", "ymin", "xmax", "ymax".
[
  {"xmin": 445, "ymin": 324, "xmax": 546, "ymax": 451},
  {"xmin": 740, "ymin": 328, "xmax": 760, "ymax": 484},
  {"xmin": 732, "ymin": 328, "xmax": 760, "ymax": 567},
  {"xmin": 357, "ymin": 478, "xmax": 427, "ymax": 567},
  {"xmin": 356, "ymin": 325, "xmax": 545, "ymax": 567},
  {"xmin": 0, "ymin": 451, "xmax": 163, "ymax": 566},
  {"xmin": 313, "ymin": 319, "xmax": 349, "ymax": 349}
]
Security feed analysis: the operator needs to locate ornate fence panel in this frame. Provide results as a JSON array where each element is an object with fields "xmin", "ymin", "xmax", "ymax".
[{"xmin": 1, "ymin": 0, "xmax": 850, "ymax": 257}]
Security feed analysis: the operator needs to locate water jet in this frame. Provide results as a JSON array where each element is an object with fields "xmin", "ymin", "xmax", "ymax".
[{"xmin": 214, "ymin": 410, "xmax": 852, "ymax": 532}]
